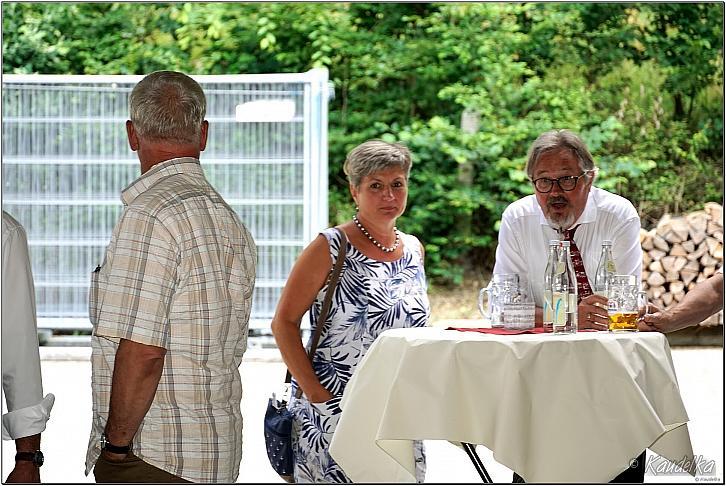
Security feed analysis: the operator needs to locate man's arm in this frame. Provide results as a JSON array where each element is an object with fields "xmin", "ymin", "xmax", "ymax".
[
  {"xmin": 6, "ymin": 434, "xmax": 41, "ymax": 483},
  {"xmin": 2, "ymin": 220, "xmax": 44, "ymax": 416},
  {"xmin": 576, "ymin": 210, "xmax": 643, "ymax": 331},
  {"xmin": 493, "ymin": 211, "xmax": 546, "ymax": 325},
  {"xmin": 492, "ymin": 212, "xmax": 527, "ymax": 277},
  {"xmin": 2, "ymin": 215, "xmax": 54, "ymax": 483},
  {"xmin": 103, "ymin": 338, "xmax": 166, "ymax": 461},
  {"xmin": 93, "ymin": 208, "xmax": 177, "ymax": 461},
  {"xmin": 639, "ymin": 273, "xmax": 723, "ymax": 332},
  {"xmin": 611, "ymin": 215, "xmax": 643, "ymax": 279}
]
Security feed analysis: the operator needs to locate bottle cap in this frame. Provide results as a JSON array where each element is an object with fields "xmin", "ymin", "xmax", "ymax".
[{"xmin": 602, "ymin": 240, "xmax": 613, "ymax": 246}]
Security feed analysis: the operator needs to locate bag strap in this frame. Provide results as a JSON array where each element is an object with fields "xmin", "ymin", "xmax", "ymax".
[{"xmin": 284, "ymin": 228, "xmax": 348, "ymax": 398}]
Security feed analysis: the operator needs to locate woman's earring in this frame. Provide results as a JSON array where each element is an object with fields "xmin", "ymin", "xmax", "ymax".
[{"xmin": 355, "ymin": 205, "xmax": 359, "ymax": 211}]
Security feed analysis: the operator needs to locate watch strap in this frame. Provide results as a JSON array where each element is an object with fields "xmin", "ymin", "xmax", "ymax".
[
  {"xmin": 101, "ymin": 432, "xmax": 131, "ymax": 454},
  {"xmin": 15, "ymin": 451, "xmax": 43, "ymax": 466},
  {"xmin": 103, "ymin": 441, "xmax": 131, "ymax": 454}
]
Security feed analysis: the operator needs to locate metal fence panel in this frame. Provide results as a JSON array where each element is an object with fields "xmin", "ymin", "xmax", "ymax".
[{"xmin": 2, "ymin": 70, "xmax": 331, "ymax": 331}]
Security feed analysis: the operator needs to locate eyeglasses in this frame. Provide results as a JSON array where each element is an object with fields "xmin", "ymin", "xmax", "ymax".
[{"xmin": 531, "ymin": 171, "xmax": 592, "ymax": 193}]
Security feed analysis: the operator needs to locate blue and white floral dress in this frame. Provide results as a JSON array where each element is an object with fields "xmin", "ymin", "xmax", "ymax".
[{"xmin": 290, "ymin": 227, "xmax": 431, "ymax": 483}]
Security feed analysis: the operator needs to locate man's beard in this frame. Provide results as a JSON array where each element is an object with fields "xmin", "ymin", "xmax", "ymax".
[{"xmin": 544, "ymin": 196, "xmax": 576, "ymax": 232}]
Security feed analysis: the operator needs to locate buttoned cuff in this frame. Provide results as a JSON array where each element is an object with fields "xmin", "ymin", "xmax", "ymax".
[{"xmin": 2, "ymin": 393, "xmax": 55, "ymax": 440}]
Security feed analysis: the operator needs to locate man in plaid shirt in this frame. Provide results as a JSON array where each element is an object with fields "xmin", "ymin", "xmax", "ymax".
[{"xmin": 85, "ymin": 71, "xmax": 256, "ymax": 483}]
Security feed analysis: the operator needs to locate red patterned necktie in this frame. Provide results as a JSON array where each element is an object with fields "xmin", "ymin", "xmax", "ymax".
[{"xmin": 561, "ymin": 225, "xmax": 593, "ymax": 303}]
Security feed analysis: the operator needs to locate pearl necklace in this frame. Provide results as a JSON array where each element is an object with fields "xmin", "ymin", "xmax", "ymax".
[{"xmin": 353, "ymin": 214, "xmax": 401, "ymax": 253}]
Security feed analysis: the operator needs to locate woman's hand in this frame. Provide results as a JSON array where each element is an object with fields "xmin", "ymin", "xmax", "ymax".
[
  {"xmin": 578, "ymin": 294, "xmax": 609, "ymax": 330},
  {"xmin": 270, "ymin": 234, "xmax": 338, "ymax": 405},
  {"xmin": 306, "ymin": 384, "xmax": 334, "ymax": 404}
]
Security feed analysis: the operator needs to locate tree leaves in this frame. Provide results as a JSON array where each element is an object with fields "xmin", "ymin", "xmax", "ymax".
[{"xmin": 3, "ymin": 2, "xmax": 722, "ymax": 284}]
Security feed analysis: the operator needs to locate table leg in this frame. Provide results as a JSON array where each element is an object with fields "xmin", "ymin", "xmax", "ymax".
[{"xmin": 461, "ymin": 442, "xmax": 492, "ymax": 483}]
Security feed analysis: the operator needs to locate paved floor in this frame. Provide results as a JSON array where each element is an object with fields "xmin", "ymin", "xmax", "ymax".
[{"xmin": 3, "ymin": 344, "xmax": 722, "ymax": 483}]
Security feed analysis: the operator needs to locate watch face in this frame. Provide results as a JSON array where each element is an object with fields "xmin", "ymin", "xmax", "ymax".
[{"xmin": 33, "ymin": 451, "xmax": 44, "ymax": 467}]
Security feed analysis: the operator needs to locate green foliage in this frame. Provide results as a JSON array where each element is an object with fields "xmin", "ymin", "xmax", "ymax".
[{"xmin": 3, "ymin": 2, "xmax": 723, "ymax": 285}]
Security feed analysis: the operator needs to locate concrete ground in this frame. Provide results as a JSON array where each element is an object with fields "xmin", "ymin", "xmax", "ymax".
[{"xmin": 3, "ymin": 344, "xmax": 722, "ymax": 484}]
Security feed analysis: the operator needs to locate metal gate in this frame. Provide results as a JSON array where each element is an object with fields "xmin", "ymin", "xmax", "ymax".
[{"xmin": 2, "ymin": 69, "xmax": 332, "ymax": 333}]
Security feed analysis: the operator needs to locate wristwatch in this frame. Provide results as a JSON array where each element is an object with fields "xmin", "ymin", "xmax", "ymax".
[
  {"xmin": 100, "ymin": 433, "xmax": 131, "ymax": 454},
  {"xmin": 15, "ymin": 450, "xmax": 44, "ymax": 467}
]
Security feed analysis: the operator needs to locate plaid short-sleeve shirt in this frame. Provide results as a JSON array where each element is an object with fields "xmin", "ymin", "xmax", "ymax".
[{"xmin": 85, "ymin": 157, "xmax": 256, "ymax": 482}]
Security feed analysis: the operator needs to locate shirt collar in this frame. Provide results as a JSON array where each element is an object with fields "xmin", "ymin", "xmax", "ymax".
[
  {"xmin": 121, "ymin": 157, "xmax": 203, "ymax": 205},
  {"xmin": 538, "ymin": 187, "xmax": 598, "ymax": 231}
]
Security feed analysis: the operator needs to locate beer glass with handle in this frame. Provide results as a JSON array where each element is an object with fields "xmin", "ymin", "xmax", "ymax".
[
  {"xmin": 607, "ymin": 274, "xmax": 639, "ymax": 332},
  {"xmin": 478, "ymin": 274, "xmax": 520, "ymax": 328}
]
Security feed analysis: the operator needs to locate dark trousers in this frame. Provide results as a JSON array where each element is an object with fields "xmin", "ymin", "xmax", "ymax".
[
  {"xmin": 94, "ymin": 452, "xmax": 190, "ymax": 483},
  {"xmin": 512, "ymin": 450, "xmax": 646, "ymax": 483}
]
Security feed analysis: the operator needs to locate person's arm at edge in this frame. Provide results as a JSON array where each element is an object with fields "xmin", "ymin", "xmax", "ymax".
[
  {"xmin": 2, "ymin": 217, "xmax": 51, "ymax": 483},
  {"xmin": 6, "ymin": 434, "xmax": 41, "ymax": 483},
  {"xmin": 639, "ymin": 273, "xmax": 723, "ymax": 332},
  {"xmin": 271, "ymin": 234, "xmax": 336, "ymax": 403},
  {"xmin": 2, "ymin": 220, "xmax": 45, "ymax": 413}
]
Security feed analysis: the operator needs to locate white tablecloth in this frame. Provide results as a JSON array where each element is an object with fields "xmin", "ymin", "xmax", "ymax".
[{"xmin": 329, "ymin": 327, "xmax": 694, "ymax": 483}]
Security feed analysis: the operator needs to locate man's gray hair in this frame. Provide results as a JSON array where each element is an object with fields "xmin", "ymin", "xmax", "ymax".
[
  {"xmin": 344, "ymin": 140, "xmax": 412, "ymax": 187},
  {"xmin": 525, "ymin": 129, "xmax": 596, "ymax": 179},
  {"xmin": 129, "ymin": 71, "xmax": 206, "ymax": 145}
]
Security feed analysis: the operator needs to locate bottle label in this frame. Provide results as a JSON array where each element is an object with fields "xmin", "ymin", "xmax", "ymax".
[
  {"xmin": 606, "ymin": 260, "xmax": 616, "ymax": 273},
  {"xmin": 552, "ymin": 291, "xmax": 566, "ymax": 325},
  {"xmin": 543, "ymin": 290, "xmax": 553, "ymax": 323},
  {"xmin": 555, "ymin": 262, "xmax": 565, "ymax": 275}
]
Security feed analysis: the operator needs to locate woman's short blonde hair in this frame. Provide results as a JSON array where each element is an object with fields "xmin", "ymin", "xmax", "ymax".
[{"xmin": 343, "ymin": 140, "xmax": 412, "ymax": 187}]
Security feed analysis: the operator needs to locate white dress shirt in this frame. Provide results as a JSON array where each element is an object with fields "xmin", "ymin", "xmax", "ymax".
[
  {"xmin": 493, "ymin": 187, "xmax": 642, "ymax": 307},
  {"xmin": 2, "ymin": 211, "xmax": 54, "ymax": 440}
]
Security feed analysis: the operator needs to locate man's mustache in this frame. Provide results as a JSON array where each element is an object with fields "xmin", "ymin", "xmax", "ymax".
[{"xmin": 547, "ymin": 196, "xmax": 568, "ymax": 206}]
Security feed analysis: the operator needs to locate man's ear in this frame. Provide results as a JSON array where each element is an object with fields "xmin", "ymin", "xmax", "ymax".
[
  {"xmin": 199, "ymin": 121, "xmax": 209, "ymax": 152},
  {"xmin": 126, "ymin": 120, "xmax": 139, "ymax": 151},
  {"xmin": 586, "ymin": 167, "xmax": 599, "ymax": 187}
]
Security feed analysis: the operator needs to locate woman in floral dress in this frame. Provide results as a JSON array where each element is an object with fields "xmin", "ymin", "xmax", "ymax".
[{"xmin": 271, "ymin": 140, "xmax": 430, "ymax": 483}]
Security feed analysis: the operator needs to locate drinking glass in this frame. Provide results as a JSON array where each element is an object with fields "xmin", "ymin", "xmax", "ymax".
[
  {"xmin": 502, "ymin": 301, "xmax": 536, "ymax": 330},
  {"xmin": 607, "ymin": 275, "xmax": 639, "ymax": 332},
  {"xmin": 478, "ymin": 274, "xmax": 520, "ymax": 328}
]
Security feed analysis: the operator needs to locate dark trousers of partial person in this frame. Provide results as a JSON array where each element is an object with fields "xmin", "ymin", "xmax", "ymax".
[
  {"xmin": 94, "ymin": 453, "xmax": 191, "ymax": 483},
  {"xmin": 512, "ymin": 450, "xmax": 646, "ymax": 483}
]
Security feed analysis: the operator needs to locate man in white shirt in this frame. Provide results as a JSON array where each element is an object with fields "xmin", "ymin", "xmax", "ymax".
[
  {"xmin": 494, "ymin": 129, "xmax": 642, "ymax": 331},
  {"xmin": 2, "ymin": 211, "xmax": 55, "ymax": 483},
  {"xmin": 494, "ymin": 129, "xmax": 645, "ymax": 483}
]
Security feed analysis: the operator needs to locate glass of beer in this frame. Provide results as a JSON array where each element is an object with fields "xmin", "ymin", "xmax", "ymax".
[{"xmin": 607, "ymin": 275, "xmax": 639, "ymax": 332}]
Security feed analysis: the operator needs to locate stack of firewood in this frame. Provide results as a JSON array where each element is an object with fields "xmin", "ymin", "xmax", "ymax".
[{"xmin": 640, "ymin": 202, "xmax": 723, "ymax": 325}]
